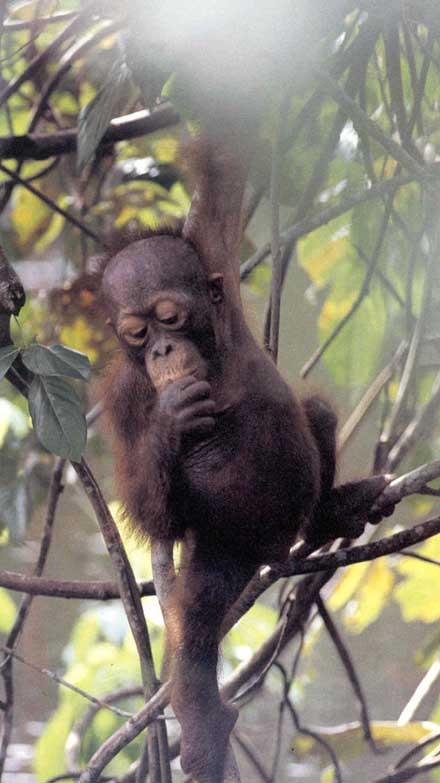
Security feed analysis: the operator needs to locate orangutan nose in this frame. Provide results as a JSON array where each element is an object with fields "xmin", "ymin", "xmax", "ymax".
[{"xmin": 152, "ymin": 338, "xmax": 173, "ymax": 360}]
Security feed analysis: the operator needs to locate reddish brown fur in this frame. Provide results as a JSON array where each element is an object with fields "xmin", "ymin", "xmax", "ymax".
[{"xmin": 99, "ymin": 140, "xmax": 393, "ymax": 783}]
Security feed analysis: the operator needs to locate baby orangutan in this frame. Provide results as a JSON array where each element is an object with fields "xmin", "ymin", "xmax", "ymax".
[{"xmin": 100, "ymin": 143, "xmax": 393, "ymax": 783}]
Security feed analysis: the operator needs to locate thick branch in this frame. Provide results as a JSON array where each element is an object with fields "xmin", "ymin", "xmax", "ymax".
[
  {"xmin": 286, "ymin": 516, "xmax": 440, "ymax": 577},
  {"xmin": 0, "ymin": 105, "xmax": 179, "ymax": 161},
  {"xmin": 0, "ymin": 571, "xmax": 154, "ymax": 600},
  {"xmin": 73, "ymin": 459, "xmax": 170, "ymax": 783}
]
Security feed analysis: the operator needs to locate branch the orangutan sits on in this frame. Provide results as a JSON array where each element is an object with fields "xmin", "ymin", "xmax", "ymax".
[{"xmin": 97, "ymin": 135, "xmax": 395, "ymax": 783}]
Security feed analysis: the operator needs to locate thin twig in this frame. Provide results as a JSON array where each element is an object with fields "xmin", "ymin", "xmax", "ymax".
[
  {"xmin": 398, "ymin": 659, "xmax": 440, "ymax": 727},
  {"xmin": 65, "ymin": 685, "xmax": 144, "ymax": 771},
  {"xmin": 77, "ymin": 573, "xmax": 329, "ymax": 782},
  {"xmin": 314, "ymin": 67, "xmax": 429, "ymax": 182},
  {"xmin": 278, "ymin": 664, "xmax": 342, "ymax": 783},
  {"xmin": 372, "ymin": 752, "xmax": 440, "ymax": 783},
  {"xmin": 0, "ymin": 645, "xmax": 133, "ymax": 718},
  {"xmin": 0, "ymin": 458, "xmax": 65, "ymax": 777},
  {"xmin": 338, "ymin": 341, "xmax": 407, "ymax": 451},
  {"xmin": 387, "ymin": 368, "xmax": 440, "ymax": 471},
  {"xmin": 0, "ymin": 20, "xmax": 120, "ymax": 212},
  {"xmin": 301, "ymin": 193, "xmax": 395, "ymax": 378},
  {"xmin": 0, "ymin": 162, "xmax": 105, "ymax": 246},
  {"xmin": 73, "ymin": 459, "xmax": 171, "ymax": 783},
  {"xmin": 0, "ymin": 13, "xmax": 90, "ymax": 106},
  {"xmin": 380, "ymin": 194, "xmax": 437, "ymax": 465},
  {"xmin": 316, "ymin": 595, "xmax": 377, "ymax": 750},
  {"xmin": 393, "ymin": 729, "xmax": 440, "ymax": 771},
  {"xmin": 233, "ymin": 731, "xmax": 270, "ymax": 783},
  {"xmin": 3, "ymin": 11, "xmax": 79, "ymax": 31},
  {"xmin": 240, "ymin": 173, "xmax": 416, "ymax": 281},
  {"xmin": 400, "ymin": 551, "xmax": 440, "ymax": 568},
  {"xmin": 268, "ymin": 92, "xmax": 290, "ymax": 363}
]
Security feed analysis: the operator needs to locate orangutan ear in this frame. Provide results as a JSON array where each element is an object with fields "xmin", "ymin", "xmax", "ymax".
[
  {"xmin": 86, "ymin": 254, "xmax": 107, "ymax": 275},
  {"xmin": 208, "ymin": 273, "xmax": 224, "ymax": 304}
]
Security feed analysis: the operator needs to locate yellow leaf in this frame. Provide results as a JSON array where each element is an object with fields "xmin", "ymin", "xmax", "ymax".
[
  {"xmin": 0, "ymin": 588, "xmax": 16, "ymax": 633},
  {"xmin": 34, "ymin": 212, "xmax": 65, "ymax": 253},
  {"xmin": 115, "ymin": 206, "xmax": 138, "ymax": 228},
  {"xmin": 301, "ymin": 235, "xmax": 349, "ymax": 286},
  {"xmin": 99, "ymin": 34, "xmax": 117, "ymax": 50},
  {"xmin": 318, "ymin": 292, "xmax": 357, "ymax": 333},
  {"xmin": 8, "ymin": 0, "xmax": 54, "ymax": 21},
  {"xmin": 344, "ymin": 559, "xmax": 395, "ymax": 634},
  {"xmin": 11, "ymin": 188, "xmax": 50, "ymax": 247},
  {"xmin": 388, "ymin": 379, "xmax": 399, "ymax": 401},
  {"xmin": 374, "ymin": 159, "xmax": 397, "ymax": 178},
  {"xmin": 138, "ymin": 207, "xmax": 159, "ymax": 228},
  {"xmin": 151, "ymin": 136, "xmax": 179, "ymax": 163},
  {"xmin": 58, "ymin": 317, "xmax": 99, "ymax": 364},
  {"xmin": 395, "ymin": 536, "xmax": 440, "ymax": 623},
  {"xmin": 328, "ymin": 562, "xmax": 370, "ymax": 611},
  {"xmin": 293, "ymin": 720, "xmax": 439, "ymax": 762}
]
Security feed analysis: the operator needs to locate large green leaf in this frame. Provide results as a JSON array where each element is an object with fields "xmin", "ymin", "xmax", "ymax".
[
  {"xmin": 77, "ymin": 61, "xmax": 134, "ymax": 172},
  {"xmin": 0, "ymin": 345, "xmax": 20, "ymax": 381},
  {"xmin": 28, "ymin": 376, "xmax": 87, "ymax": 461},
  {"xmin": 22, "ymin": 343, "xmax": 91, "ymax": 381}
]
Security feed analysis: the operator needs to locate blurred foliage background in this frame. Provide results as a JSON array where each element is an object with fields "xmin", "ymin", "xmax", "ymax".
[{"xmin": 1, "ymin": 1, "xmax": 440, "ymax": 782}]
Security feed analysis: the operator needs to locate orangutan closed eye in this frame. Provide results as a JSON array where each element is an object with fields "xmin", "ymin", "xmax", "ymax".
[{"xmin": 98, "ymin": 141, "xmax": 394, "ymax": 783}]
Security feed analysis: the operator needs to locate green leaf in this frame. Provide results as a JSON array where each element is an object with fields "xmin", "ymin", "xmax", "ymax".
[
  {"xmin": 223, "ymin": 603, "xmax": 277, "ymax": 665},
  {"xmin": 22, "ymin": 344, "xmax": 91, "ymax": 381},
  {"xmin": 28, "ymin": 376, "xmax": 87, "ymax": 461},
  {"xmin": 320, "ymin": 273, "xmax": 386, "ymax": 387},
  {"xmin": 34, "ymin": 703, "xmax": 75, "ymax": 782},
  {"xmin": 0, "ymin": 345, "xmax": 20, "ymax": 381},
  {"xmin": 77, "ymin": 61, "xmax": 134, "ymax": 172}
]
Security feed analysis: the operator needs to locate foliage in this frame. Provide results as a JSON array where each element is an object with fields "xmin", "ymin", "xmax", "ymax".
[
  {"xmin": 0, "ymin": 341, "xmax": 90, "ymax": 461},
  {"xmin": 0, "ymin": 340, "xmax": 90, "ymax": 536},
  {"xmin": 1, "ymin": 1, "xmax": 440, "ymax": 782}
]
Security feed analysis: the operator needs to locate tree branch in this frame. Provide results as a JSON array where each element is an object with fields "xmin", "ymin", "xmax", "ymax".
[
  {"xmin": 0, "ymin": 105, "xmax": 179, "ymax": 161},
  {"xmin": 316, "ymin": 596, "xmax": 377, "ymax": 750},
  {"xmin": 300, "ymin": 193, "xmax": 394, "ymax": 378},
  {"xmin": 0, "ymin": 645, "xmax": 133, "ymax": 718},
  {"xmin": 314, "ymin": 67, "xmax": 430, "ymax": 182},
  {"xmin": 73, "ymin": 459, "xmax": 171, "ymax": 783},
  {"xmin": 0, "ymin": 570, "xmax": 154, "ymax": 600},
  {"xmin": 240, "ymin": 173, "xmax": 416, "ymax": 282},
  {"xmin": 0, "ymin": 162, "xmax": 104, "ymax": 245},
  {"xmin": 0, "ymin": 456, "xmax": 64, "ymax": 777},
  {"xmin": 0, "ymin": 13, "xmax": 90, "ymax": 107}
]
